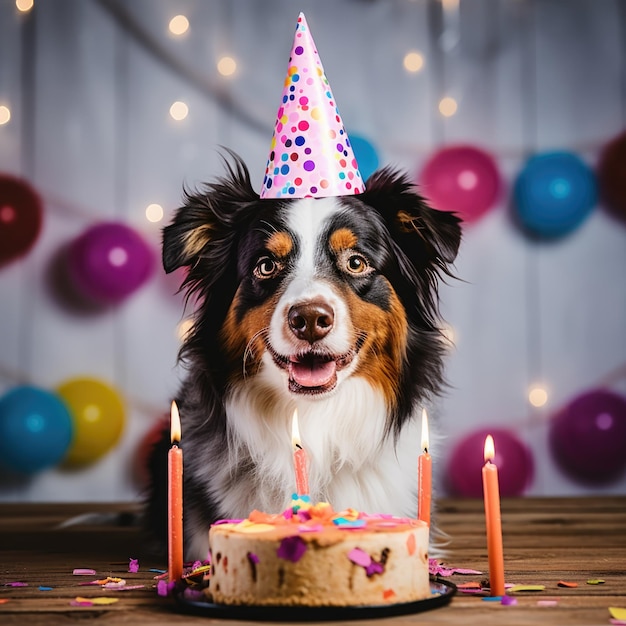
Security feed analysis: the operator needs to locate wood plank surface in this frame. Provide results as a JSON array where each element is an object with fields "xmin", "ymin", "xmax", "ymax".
[{"xmin": 0, "ymin": 497, "xmax": 625, "ymax": 625}]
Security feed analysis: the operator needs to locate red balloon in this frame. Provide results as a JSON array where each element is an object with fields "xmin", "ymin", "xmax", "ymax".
[
  {"xmin": 549, "ymin": 389, "xmax": 626, "ymax": 484},
  {"xmin": 446, "ymin": 427, "xmax": 534, "ymax": 497},
  {"xmin": 0, "ymin": 174, "xmax": 43, "ymax": 267},
  {"xmin": 133, "ymin": 415, "xmax": 169, "ymax": 488},
  {"xmin": 418, "ymin": 145, "xmax": 501, "ymax": 224},
  {"xmin": 597, "ymin": 131, "xmax": 626, "ymax": 221}
]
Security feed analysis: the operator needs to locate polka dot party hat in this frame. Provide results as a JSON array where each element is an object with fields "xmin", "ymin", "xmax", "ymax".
[{"xmin": 260, "ymin": 13, "xmax": 364, "ymax": 199}]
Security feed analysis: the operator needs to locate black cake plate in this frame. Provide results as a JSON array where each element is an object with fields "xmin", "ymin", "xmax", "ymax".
[{"xmin": 174, "ymin": 577, "xmax": 456, "ymax": 621}]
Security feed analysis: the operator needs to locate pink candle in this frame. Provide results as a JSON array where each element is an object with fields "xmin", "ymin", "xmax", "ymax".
[
  {"xmin": 168, "ymin": 401, "xmax": 183, "ymax": 582},
  {"xmin": 291, "ymin": 409, "xmax": 309, "ymax": 496},
  {"xmin": 482, "ymin": 434, "xmax": 505, "ymax": 596},
  {"xmin": 417, "ymin": 409, "xmax": 432, "ymax": 525}
]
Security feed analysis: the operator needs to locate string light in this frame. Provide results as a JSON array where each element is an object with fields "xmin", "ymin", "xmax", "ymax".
[
  {"xmin": 528, "ymin": 385, "xmax": 549, "ymax": 408},
  {"xmin": 217, "ymin": 56, "xmax": 237, "ymax": 77},
  {"xmin": 169, "ymin": 101, "xmax": 189, "ymax": 121},
  {"xmin": 168, "ymin": 15, "xmax": 189, "ymax": 36},
  {"xmin": 0, "ymin": 105, "xmax": 11, "ymax": 125},
  {"xmin": 441, "ymin": 323, "xmax": 456, "ymax": 346},
  {"xmin": 16, "ymin": 0, "xmax": 34, "ymax": 12},
  {"xmin": 439, "ymin": 96, "xmax": 458, "ymax": 117},
  {"xmin": 177, "ymin": 318, "xmax": 194, "ymax": 342},
  {"xmin": 403, "ymin": 51, "xmax": 424, "ymax": 73},
  {"xmin": 145, "ymin": 203, "xmax": 164, "ymax": 223}
]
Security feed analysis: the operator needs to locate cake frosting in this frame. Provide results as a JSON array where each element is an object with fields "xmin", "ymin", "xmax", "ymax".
[{"xmin": 207, "ymin": 497, "xmax": 430, "ymax": 607}]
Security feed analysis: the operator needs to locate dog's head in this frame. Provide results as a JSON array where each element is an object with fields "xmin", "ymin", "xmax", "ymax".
[{"xmin": 164, "ymin": 153, "xmax": 461, "ymax": 428}]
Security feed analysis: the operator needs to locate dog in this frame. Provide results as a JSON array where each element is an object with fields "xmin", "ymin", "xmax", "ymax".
[{"xmin": 146, "ymin": 152, "xmax": 461, "ymax": 560}]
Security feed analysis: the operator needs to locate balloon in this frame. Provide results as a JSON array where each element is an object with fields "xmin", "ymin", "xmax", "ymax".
[
  {"xmin": 418, "ymin": 145, "xmax": 501, "ymax": 223},
  {"xmin": 133, "ymin": 414, "xmax": 169, "ymax": 488},
  {"xmin": 597, "ymin": 131, "xmax": 626, "ymax": 222},
  {"xmin": 446, "ymin": 427, "xmax": 534, "ymax": 497},
  {"xmin": 66, "ymin": 222, "xmax": 155, "ymax": 305},
  {"xmin": 0, "ymin": 174, "xmax": 43, "ymax": 267},
  {"xmin": 0, "ymin": 386, "xmax": 73, "ymax": 474},
  {"xmin": 549, "ymin": 389, "xmax": 626, "ymax": 484},
  {"xmin": 513, "ymin": 151, "xmax": 597, "ymax": 238},
  {"xmin": 349, "ymin": 134, "xmax": 380, "ymax": 182},
  {"xmin": 56, "ymin": 377, "xmax": 125, "ymax": 466}
]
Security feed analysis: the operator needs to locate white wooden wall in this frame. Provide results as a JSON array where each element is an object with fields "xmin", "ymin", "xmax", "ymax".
[{"xmin": 0, "ymin": 0, "xmax": 624, "ymax": 502}]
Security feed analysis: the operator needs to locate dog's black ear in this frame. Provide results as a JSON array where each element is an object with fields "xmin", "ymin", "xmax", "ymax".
[
  {"xmin": 162, "ymin": 153, "xmax": 259, "ymax": 274},
  {"xmin": 362, "ymin": 167, "xmax": 462, "ymax": 269}
]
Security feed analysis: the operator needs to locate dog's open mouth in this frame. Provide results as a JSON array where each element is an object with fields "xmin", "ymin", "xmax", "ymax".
[{"xmin": 269, "ymin": 346, "xmax": 357, "ymax": 395}]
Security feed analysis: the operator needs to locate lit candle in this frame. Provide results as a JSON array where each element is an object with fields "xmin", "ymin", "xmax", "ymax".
[
  {"xmin": 291, "ymin": 409, "xmax": 309, "ymax": 496},
  {"xmin": 482, "ymin": 434, "xmax": 505, "ymax": 596},
  {"xmin": 168, "ymin": 400, "xmax": 183, "ymax": 582},
  {"xmin": 417, "ymin": 408, "xmax": 432, "ymax": 525}
]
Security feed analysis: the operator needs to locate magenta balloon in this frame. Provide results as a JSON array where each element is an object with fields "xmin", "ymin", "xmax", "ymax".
[
  {"xmin": 549, "ymin": 389, "xmax": 626, "ymax": 484},
  {"xmin": 419, "ymin": 145, "xmax": 501, "ymax": 223},
  {"xmin": 446, "ymin": 428, "xmax": 534, "ymax": 497},
  {"xmin": 67, "ymin": 222, "xmax": 154, "ymax": 304}
]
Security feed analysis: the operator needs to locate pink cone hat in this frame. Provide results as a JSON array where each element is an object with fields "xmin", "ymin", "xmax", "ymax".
[{"xmin": 260, "ymin": 13, "xmax": 364, "ymax": 199}]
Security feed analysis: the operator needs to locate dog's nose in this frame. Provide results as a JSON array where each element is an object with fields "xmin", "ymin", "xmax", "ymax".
[{"xmin": 288, "ymin": 300, "xmax": 334, "ymax": 343}]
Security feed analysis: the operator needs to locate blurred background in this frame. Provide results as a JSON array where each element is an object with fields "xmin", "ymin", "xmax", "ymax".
[{"xmin": 0, "ymin": 0, "xmax": 625, "ymax": 503}]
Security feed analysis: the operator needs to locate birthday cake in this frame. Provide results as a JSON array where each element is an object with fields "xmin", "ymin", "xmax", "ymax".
[{"xmin": 207, "ymin": 498, "xmax": 430, "ymax": 607}]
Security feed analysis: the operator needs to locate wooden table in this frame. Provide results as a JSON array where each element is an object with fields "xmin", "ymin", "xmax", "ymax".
[{"xmin": 0, "ymin": 497, "xmax": 625, "ymax": 625}]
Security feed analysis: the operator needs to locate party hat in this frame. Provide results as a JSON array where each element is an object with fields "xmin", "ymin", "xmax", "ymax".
[{"xmin": 260, "ymin": 13, "xmax": 364, "ymax": 199}]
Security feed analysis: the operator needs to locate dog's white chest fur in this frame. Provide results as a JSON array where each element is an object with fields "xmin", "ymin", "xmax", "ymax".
[{"xmin": 184, "ymin": 376, "xmax": 421, "ymax": 560}]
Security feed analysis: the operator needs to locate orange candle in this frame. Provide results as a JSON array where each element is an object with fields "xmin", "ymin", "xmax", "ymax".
[
  {"xmin": 482, "ymin": 434, "xmax": 505, "ymax": 596},
  {"xmin": 417, "ymin": 408, "xmax": 432, "ymax": 525},
  {"xmin": 168, "ymin": 400, "xmax": 183, "ymax": 582},
  {"xmin": 291, "ymin": 409, "xmax": 309, "ymax": 496}
]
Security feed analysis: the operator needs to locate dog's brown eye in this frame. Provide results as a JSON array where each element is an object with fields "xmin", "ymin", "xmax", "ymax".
[
  {"xmin": 254, "ymin": 256, "xmax": 280, "ymax": 279},
  {"xmin": 345, "ymin": 254, "xmax": 369, "ymax": 274}
]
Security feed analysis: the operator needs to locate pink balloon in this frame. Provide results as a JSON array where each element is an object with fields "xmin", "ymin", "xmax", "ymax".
[
  {"xmin": 419, "ymin": 145, "xmax": 501, "ymax": 223},
  {"xmin": 550, "ymin": 389, "xmax": 626, "ymax": 484},
  {"xmin": 67, "ymin": 222, "xmax": 154, "ymax": 305},
  {"xmin": 446, "ymin": 428, "xmax": 534, "ymax": 497}
]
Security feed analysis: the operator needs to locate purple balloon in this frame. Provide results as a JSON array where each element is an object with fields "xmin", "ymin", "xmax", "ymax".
[
  {"xmin": 550, "ymin": 389, "xmax": 626, "ymax": 484},
  {"xmin": 67, "ymin": 222, "xmax": 155, "ymax": 304},
  {"xmin": 446, "ymin": 428, "xmax": 534, "ymax": 497}
]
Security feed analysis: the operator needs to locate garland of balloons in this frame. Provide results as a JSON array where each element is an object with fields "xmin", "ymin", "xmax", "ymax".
[{"xmin": 1, "ymin": 131, "xmax": 625, "ymax": 487}]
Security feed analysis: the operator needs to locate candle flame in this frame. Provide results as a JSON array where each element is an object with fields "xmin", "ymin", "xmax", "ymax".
[
  {"xmin": 170, "ymin": 400, "xmax": 181, "ymax": 444},
  {"xmin": 421, "ymin": 408, "xmax": 429, "ymax": 452},
  {"xmin": 484, "ymin": 434, "xmax": 495, "ymax": 463},
  {"xmin": 291, "ymin": 408, "xmax": 301, "ymax": 449}
]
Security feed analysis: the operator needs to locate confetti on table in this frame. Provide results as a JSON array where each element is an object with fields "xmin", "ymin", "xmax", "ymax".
[
  {"xmin": 4, "ymin": 582, "xmax": 28, "ymax": 587},
  {"xmin": 457, "ymin": 582, "xmax": 482, "ymax": 589},
  {"xmin": 501, "ymin": 595, "xmax": 518, "ymax": 606},
  {"xmin": 558, "ymin": 580, "xmax": 578, "ymax": 588},
  {"xmin": 149, "ymin": 568, "xmax": 166, "ymax": 574},
  {"xmin": 482, "ymin": 596, "xmax": 503, "ymax": 602},
  {"xmin": 128, "ymin": 558, "xmax": 139, "ymax": 573},
  {"xmin": 508, "ymin": 584, "xmax": 546, "ymax": 593},
  {"xmin": 587, "ymin": 579, "xmax": 606, "ymax": 585},
  {"xmin": 609, "ymin": 619, "xmax": 626, "ymax": 626},
  {"xmin": 73, "ymin": 569, "xmax": 97, "ymax": 576},
  {"xmin": 429, "ymin": 559, "xmax": 483, "ymax": 577},
  {"xmin": 609, "ymin": 608, "xmax": 626, "ymax": 621},
  {"xmin": 0, "ymin": 599, "xmax": 10, "ymax": 604},
  {"xmin": 73, "ymin": 597, "xmax": 119, "ymax": 605},
  {"xmin": 38, "ymin": 586, "xmax": 53, "ymax": 591}
]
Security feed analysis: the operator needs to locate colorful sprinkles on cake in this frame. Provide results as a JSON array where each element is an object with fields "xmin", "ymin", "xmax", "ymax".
[{"xmin": 260, "ymin": 13, "xmax": 364, "ymax": 199}]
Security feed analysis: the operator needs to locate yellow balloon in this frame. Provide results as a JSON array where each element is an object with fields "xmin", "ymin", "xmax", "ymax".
[{"xmin": 56, "ymin": 377, "xmax": 125, "ymax": 466}]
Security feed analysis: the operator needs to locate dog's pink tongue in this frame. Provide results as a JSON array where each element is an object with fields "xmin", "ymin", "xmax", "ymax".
[{"xmin": 290, "ymin": 360, "xmax": 336, "ymax": 388}]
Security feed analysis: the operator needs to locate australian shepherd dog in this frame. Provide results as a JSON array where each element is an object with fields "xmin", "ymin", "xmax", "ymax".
[{"xmin": 146, "ymin": 153, "xmax": 461, "ymax": 560}]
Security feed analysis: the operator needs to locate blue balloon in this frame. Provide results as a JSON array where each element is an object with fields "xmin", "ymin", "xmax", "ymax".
[
  {"xmin": 0, "ymin": 386, "xmax": 73, "ymax": 474},
  {"xmin": 349, "ymin": 134, "xmax": 380, "ymax": 182},
  {"xmin": 514, "ymin": 151, "xmax": 597, "ymax": 238}
]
